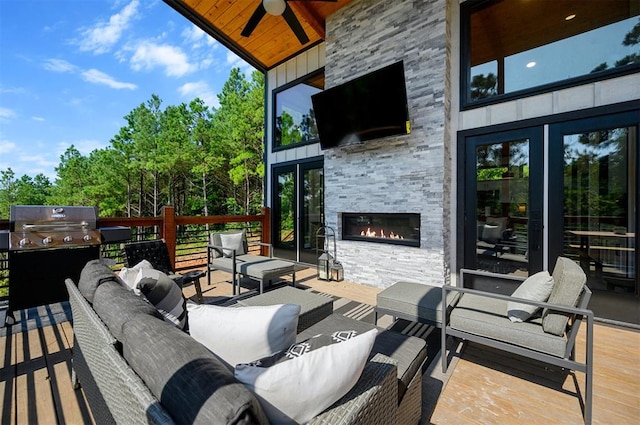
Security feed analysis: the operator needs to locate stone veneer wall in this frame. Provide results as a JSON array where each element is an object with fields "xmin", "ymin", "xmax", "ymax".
[{"xmin": 323, "ymin": 0, "xmax": 448, "ymax": 288}]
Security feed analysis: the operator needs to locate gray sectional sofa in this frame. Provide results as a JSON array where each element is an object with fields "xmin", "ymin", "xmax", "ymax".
[{"xmin": 66, "ymin": 260, "xmax": 426, "ymax": 424}]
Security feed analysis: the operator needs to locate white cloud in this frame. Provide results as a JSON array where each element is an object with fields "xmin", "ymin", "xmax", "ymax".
[
  {"xmin": 77, "ymin": 0, "xmax": 140, "ymax": 54},
  {"xmin": 182, "ymin": 24, "xmax": 219, "ymax": 49},
  {"xmin": 32, "ymin": 117, "xmax": 46, "ymax": 122},
  {"xmin": 43, "ymin": 58, "xmax": 77, "ymax": 73},
  {"xmin": 58, "ymin": 139, "xmax": 108, "ymax": 156},
  {"xmin": 130, "ymin": 42, "xmax": 196, "ymax": 77},
  {"xmin": 0, "ymin": 139, "xmax": 17, "ymax": 154},
  {"xmin": 81, "ymin": 69, "xmax": 137, "ymax": 90},
  {"xmin": 178, "ymin": 81, "xmax": 219, "ymax": 109},
  {"xmin": 0, "ymin": 107, "xmax": 17, "ymax": 120}
]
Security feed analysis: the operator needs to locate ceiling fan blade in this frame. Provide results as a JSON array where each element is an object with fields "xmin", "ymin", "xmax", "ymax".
[
  {"xmin": 282, "ymin": 3, "xmax": 310, "ymax": 44},
  {"xmin": 241, "ymin": 3, "xmax": 267, "ymax": 37}
]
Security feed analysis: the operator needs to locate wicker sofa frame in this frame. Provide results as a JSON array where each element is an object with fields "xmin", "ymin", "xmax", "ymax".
[{"xmin": 66, "ymin": 277, "xmax": 400, "ymax": 424}]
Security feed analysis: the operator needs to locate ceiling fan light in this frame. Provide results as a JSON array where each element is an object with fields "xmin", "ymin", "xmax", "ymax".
[{"xmin": 264, "ymin": 0, "xmax": 286, "ymax": 16}]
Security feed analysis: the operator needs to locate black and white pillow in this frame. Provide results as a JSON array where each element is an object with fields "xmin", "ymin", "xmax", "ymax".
[
  {"xmin": 135, "ymin": 268, "xmax": 188, "ymax": 331},
  {"xmin": 235, "ymin": 329, "xmax": 377, "ymax": 424}
]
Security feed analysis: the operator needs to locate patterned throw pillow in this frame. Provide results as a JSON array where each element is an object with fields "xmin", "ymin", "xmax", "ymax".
[
  {"xmin": 235, "ymin": 328, "xmax": 377, "ymax": 424},
  {"xmin": 135, "ymin": 268, "xmax": 189, "ymax": 331},
  {"xmin": 118, "ymin": 259, "xmax": 153, "ymax": 294}
]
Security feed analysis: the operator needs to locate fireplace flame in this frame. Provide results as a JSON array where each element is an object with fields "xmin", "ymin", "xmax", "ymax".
[{"xmin": 360, "ymin": 227, "xmax": 404, "ymax": 239}]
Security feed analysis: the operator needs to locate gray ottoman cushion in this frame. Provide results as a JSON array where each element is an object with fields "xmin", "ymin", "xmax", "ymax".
[
  {"xmin": 377, "ymin": 281, "xmax": 457, "ymax": 325},
  {"xmin": 236, "ymin": 256, "xmax": 294, "ymax": 279},
  {"xmin": 450, "ymin": 293, "xmax": 568, "ymax": 357},
  {"xmin": 78, "ymin": 259, "xmax": 122, "ymax": 304},
  {"xmin": 122, "ymin": 314, "xmax": 268, "ymax": 425},
  {"xmin": 93, "ymin": 280, "xmax": 161, "ymax": 342},
  {"xmin": 297, "ymin": 314, "xmax": 427, "ymax": 399}
]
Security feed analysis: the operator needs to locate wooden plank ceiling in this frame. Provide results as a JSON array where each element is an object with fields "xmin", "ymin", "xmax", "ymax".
[{"xmin": 164, "ymin": 0, "xmax": 356, "ymax": 71}]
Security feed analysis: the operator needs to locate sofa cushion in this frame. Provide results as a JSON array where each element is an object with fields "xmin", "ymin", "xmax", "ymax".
[
  {"xmin": 93, "ymin": 280, "xmax": 162, "ymax": 342},
  {"xmin": 450, "ymin": 293, "xmax": 568, "ymax": 357},
  {"xmin": 122, "ymin": 314, "xmax": 269, "ymax": 425},
  {"xmin": 542, "ymin": 257, "xmax": 587, "ymax": 336},
  {"xmin": 235, "ymin": 329, "xmax": 377, "ymax": 425},
  {"xmin": 187, "ymin": 302, "xmax": 300, "ymax": 368},
  {"xmin": 78, "ymin": 259, "xmax": 123, "ymax": 304},
  {"xmin": 296, "ymin": 313, "xmax": 427, "ymax": 401},
  {"xmin": 135, "ymin": 268, "xmax": 188, "ymax": 331},
  {"xmin": 507, "ymin": 271, "xmax": 554, "ymax": 322}
]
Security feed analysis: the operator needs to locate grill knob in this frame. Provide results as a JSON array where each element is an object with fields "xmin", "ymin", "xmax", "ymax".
[
  {"xmin": 19, "ymin": 238, "xmax": 32, "ymax": 247},
  {"xmin": 43, "ymin": 236, "xmax": 53, "ymax": 245},
  {"xmin": 83, "ymin": 234, "xmax": 92, "ymax": 242},
  {"xmin": 63, "ymin": 235, "xmax": 73, "ymax": 243}
]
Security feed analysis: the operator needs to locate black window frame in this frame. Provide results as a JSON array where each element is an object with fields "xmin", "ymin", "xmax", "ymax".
[
  {"xmin": 460, "ymin": 0, "xmax": 640, "ymax": 110},
  {"xmin": 272, "ymin": 68, "xmax": 325, "ymax": 152}
]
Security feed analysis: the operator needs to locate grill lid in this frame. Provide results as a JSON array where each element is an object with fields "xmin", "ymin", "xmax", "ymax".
[{"xmin": 8, "ymin": 206, "xmax": 100, "ymax": 250}]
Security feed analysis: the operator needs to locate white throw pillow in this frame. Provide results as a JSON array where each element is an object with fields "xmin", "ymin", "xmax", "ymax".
[
  {"xmin": 507, "ymin": 271, "xmax": 555, "ymax": 322},
  {"xmin": 119, "ymin": 259, "xmax": 153, "ymax": 294},
  {"xmin": 235, "ymin": 328, "xmax": 377, "ymax": 424},
  {"xmin": 187, "ymin": 303, "xmax": 300, "ymax": 367},
  {"xmin": 135, "ymin": 268, "xmax": 188, "ymax": 330}
]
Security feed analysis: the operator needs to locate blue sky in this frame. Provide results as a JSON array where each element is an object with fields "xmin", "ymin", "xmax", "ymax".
[{"xmin": 0, "ymin": 0, "xmax": 254, "ymax": 181}]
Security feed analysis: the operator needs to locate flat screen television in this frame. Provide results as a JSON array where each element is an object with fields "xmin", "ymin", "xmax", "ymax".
[{"xmin": 311, "ymin": 61, "xmax": 410, "ymax": 149}]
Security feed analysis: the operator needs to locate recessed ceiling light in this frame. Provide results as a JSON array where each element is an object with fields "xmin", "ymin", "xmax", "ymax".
[
  {"xmin": 565, "ymin": 14, "xmax": 576, "ymax": 21},
  {"xmin": 526, "ymin": 62, "xmax": 536, "ymax": 68}
]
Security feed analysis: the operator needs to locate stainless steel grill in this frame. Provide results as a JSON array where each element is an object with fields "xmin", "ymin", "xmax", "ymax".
[{"xmin": 1, "ymin": 206, "xmax": 129, "ymax": 326}]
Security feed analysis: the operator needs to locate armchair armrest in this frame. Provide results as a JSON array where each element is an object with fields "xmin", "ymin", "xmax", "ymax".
[{"xmin": 248, "ymin": 241, "xmax": 273, "ymax": 257}]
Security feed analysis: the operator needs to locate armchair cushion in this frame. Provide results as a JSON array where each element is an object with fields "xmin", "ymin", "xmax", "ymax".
[
  {"xmin": 187, "ymin": 302, "xmax": 300, "ymax": 368},
  {"xmin": 220, "ymin": 232, "xmax": 247, "ymax": 257},
  {"xmin": 235, "ymin": 329, "xmax": 377, "ymax": 425},
  {"xmin": 542, "ymin": 257, "xmax": 587, "ymax": 336},
  {"xmin": 450, "ymin": 293, "xmax": 568, "ymax": 357},
  {"xmin": 507, "ymin": 271, "xmax": 554, "ymax": 322}
]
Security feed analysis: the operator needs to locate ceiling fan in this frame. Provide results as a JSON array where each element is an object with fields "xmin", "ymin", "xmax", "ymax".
[{"xmin": 241, "ymin": 0, "xmax": 337, "ymax": 45}]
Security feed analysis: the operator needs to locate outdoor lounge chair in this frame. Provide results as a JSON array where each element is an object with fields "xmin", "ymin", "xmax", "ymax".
[
  {"xmin": 207, "ymin": 230, "xmax": 296, "ymax": 294},
  {"xmin": 441, "ymin": 257, "xmax": 594, "ymax": 424},
  {"xmin": 123, "ymin": 239, "xmax": 206, "ymax": 303}
]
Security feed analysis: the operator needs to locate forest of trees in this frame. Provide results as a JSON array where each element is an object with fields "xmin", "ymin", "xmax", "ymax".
[{"xmin": 0, "ymin": 68, "xmax": 265, "ymax": 220}]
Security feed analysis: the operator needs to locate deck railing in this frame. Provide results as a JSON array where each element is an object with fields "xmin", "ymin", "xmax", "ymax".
[{"xmin": 0, "ymin": 206, "xmax": 271, "ymax": 299}]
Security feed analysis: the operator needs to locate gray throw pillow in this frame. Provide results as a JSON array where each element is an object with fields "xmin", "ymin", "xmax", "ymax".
[
  {"xmin": 219, "ymin": 231, "xmax": 246, "ymax": 257},
  {"xmin": 542, "ymin": 257, "xmax": 587, "ymax": 336},
  {"xmin": 136, "ymin": 268, "xmax": 189, "ymax": 331},
  {"xmin": 507, "ymin": 271, "xmax": 554, "ymax": 322}
]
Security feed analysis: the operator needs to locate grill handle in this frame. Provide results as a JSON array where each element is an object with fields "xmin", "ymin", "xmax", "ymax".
[{"xmin": 21, "ymin": 221, "xmax": 90, "ymax": 231}]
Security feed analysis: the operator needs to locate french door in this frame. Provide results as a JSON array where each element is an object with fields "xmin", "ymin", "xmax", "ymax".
[
  {"xmin": 462, "ymin": 127, "xmax": 544, "ymax": 275},
  {"xmin": 272, "ymin": 159, "xmax": 324, "ymax": 263}
]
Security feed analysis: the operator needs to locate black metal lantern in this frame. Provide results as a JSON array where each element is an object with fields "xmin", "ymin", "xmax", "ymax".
[{"xmin": 330, "ymin": 260, "xmax": 344, "ymax": 282}]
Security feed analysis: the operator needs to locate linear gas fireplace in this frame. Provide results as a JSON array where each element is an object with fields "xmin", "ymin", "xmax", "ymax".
[{"xmin": 341, "ymin": 213, "xmax": 420, "ymax": 247}]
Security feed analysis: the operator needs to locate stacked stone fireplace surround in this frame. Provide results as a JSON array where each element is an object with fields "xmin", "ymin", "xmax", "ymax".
[{"xmin": 323, "ymin": 0, "xmax": 450, "ymax": 289}]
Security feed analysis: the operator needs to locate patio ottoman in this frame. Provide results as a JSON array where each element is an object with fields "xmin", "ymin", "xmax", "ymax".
[
  {"xmin": 298, "ymin": 313, "xmax": 427, "ymax": 425},
  {"xmin": 375, "ymin": 281, "xmax": 457, "ymax": 328},
  {"xmin": 237, "ymin": 286, "xmax": 333, "ymax": 332}
]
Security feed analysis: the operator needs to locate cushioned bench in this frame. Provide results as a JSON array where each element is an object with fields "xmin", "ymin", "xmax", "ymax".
[{"xmin": 375, "ymin": 281, "xmax": 457, "ymax": 327}]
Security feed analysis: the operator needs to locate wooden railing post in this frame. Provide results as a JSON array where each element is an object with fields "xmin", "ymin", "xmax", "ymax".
[
  {"xmin": 262, "ymin": 207, "xmax": 271, "ymax": 257},
  {"xmin": 161, "ymin": 206, "xmax": 177, "ymax": 268}
]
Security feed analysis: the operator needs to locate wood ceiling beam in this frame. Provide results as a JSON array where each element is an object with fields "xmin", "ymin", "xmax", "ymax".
[{"xmin": 289, "ymin": 2, "xmax": 325, "ymax": 39}]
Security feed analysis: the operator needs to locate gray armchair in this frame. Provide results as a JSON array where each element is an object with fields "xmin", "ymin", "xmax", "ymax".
[
  {"xmin": 207, "ymin": 230, "xmax": 296, "ymax": 294},
  {"xmin": 442, "ymin": 257, "xmax": 594, "ymax": 424}
]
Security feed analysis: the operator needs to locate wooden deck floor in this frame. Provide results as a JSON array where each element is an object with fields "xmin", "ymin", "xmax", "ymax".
[{"xmin": 1, "ymin": 266, "xmax": 638, "ymax": 424}]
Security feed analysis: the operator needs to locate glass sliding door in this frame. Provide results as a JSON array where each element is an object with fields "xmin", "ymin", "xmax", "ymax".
[
  {"xmin": 272, "ymin": 159, "xmax": 324, "ymax": 263},
  {"xmin": 463, "ymin": 128, "xmax": 544, "ymax": 275}
]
